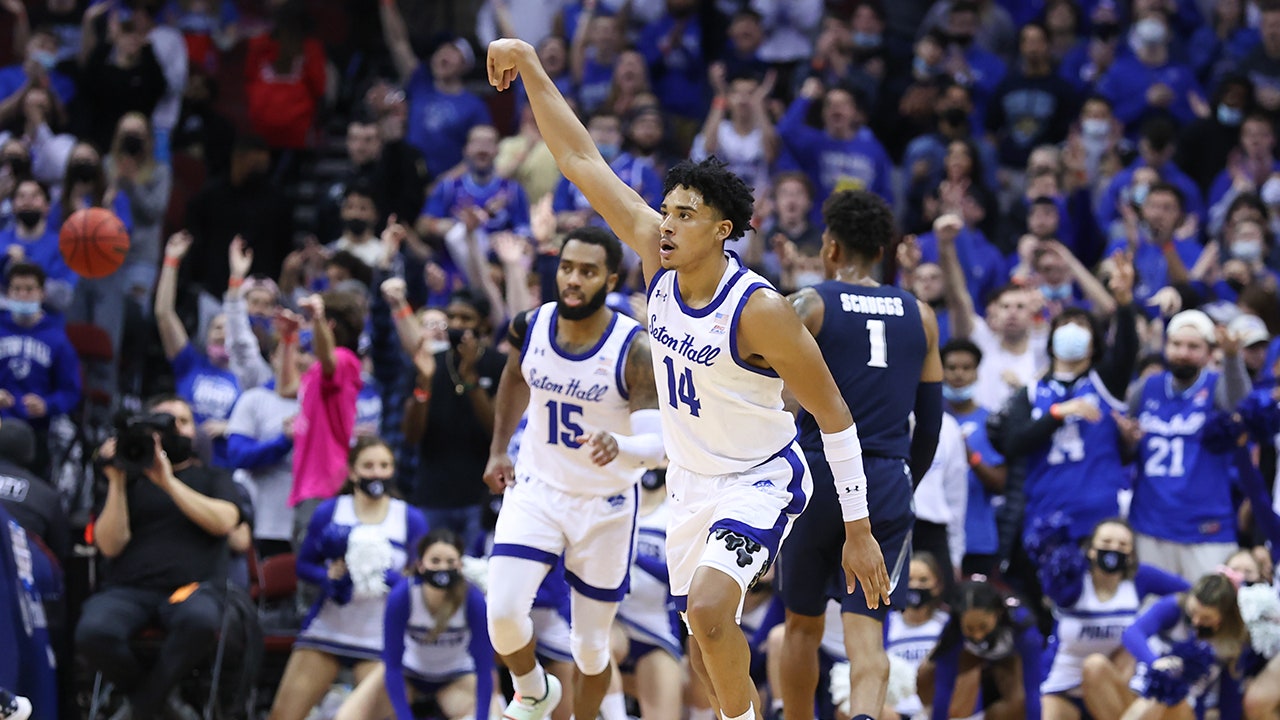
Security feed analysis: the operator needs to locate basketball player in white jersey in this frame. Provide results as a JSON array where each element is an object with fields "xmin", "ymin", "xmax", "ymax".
[
  {"xmin": 487, "ymin": 39, "xmax": 892, "ymax": 720},
  {"xmin": 483, "ymin": 226, "xmax": 664, "ymax": 720}
]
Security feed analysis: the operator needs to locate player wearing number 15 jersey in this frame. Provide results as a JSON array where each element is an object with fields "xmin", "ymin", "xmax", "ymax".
[
  {"xmin": 486, "ymin": 37, "xmax": 891, "ymax": 720},
  {"xmin": 778, "ymin": 191, "xmax": 943, "ymax": 720},
  {"xmin": 483, "ymin": 227, "xmax": 664, "ymax": 720}
]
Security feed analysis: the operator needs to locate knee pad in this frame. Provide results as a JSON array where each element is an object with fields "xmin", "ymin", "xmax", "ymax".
[{"xmin": 570, "ymin": 625, "xmax": 612, "ymax": 676}]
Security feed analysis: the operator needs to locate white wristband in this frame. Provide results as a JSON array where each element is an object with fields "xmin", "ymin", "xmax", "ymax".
[
  {"xmin": 823, "ymin": 424, "xmax": 868, "ymax": 522},
  {"xmin": 611, "ymin": 409, "xmax": 666, "ymax": 469}
]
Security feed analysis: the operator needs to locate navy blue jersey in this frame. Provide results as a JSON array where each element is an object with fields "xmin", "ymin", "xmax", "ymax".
[{"xmin": 798, "ymin": 282, "xmax": 927, "ymax": 460}]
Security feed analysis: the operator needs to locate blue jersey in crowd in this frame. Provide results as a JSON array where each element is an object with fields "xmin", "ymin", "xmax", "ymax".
[
  {"xmin": 952, "ymin": 406, "xmax": 1003, "ymax": 556},
  {"xmin": 423, "ymin": 174, "xmax": 531, "ymax": 238},
  {"xmin": 1130, "ymin": 371, "xmax": 1236, "ymax": 544},
  {"xmin": 0, "ymin": 311, "xmax": 81, "ymax": 427},
  {"xmin": 1021, "ymin": 372, "xmax": 1128, "ymax": 541},
  {"xmin": 0, "ymin": 227, "xmax": 78, "ymax": 293},
  {"xmin": 405, "ymin": 68, "xmax": 493, "ymax": 176},
  {"xmin": 553, "ymin": 152, "xmax": 662, "ymax": 216},
  {"xmin": 797, "ymin": 282, "xmax": 926, "ymax": 460}
]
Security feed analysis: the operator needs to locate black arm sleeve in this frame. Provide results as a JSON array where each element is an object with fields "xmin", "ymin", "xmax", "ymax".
[
  {"xmin": 1096, "ymin": 303, "xmax": 1139, "ymax": 400},
  {"xmin": 507, "ymin": 309, "xmax": 533, "ymax": 349},
  {"xmin": 910, "ymin": 382, "xmax": 944, "ymax": 488},
  {"xmin": 999, "ymin": 386, "xmax": 1065, "ymax": 458}
]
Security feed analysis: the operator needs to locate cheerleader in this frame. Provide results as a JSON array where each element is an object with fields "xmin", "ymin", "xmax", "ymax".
[
  {"xmin": 1038, "ymin": 518, "xmax": 1188, "ymax": 720},
  {"xmin": 918, "ymin": 579, "xmax": 1044, "ymax": 720},
  {"xmin": 266, "ymin": 438, "xmax": 429, "ymax": 720},
  {"xmin": 614, "ymin": 468, "xmax": 682, "ymax": 719},
  {"xmin": 882, "ymin": 554, "xmax": 951, "ymax": 720},
  {"xmin": 1120, "ymin": 573, "xmax": 1248, "ymax": 720},
  {"xmin": 334, "ymin": 529, "xmax": 493, "ymax": 720}
]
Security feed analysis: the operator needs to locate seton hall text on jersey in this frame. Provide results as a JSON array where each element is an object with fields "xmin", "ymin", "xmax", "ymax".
[
  {"xmin": 649, "ymin": 317, "xmax": 721, "ymax": 366},
  {"xmin": 1138, "ymin": 410, "xmax": 1206, "ymax": 436},
  {"xmin": 840, "ymin": 293, "xmax": 906, "ymax": 316},
  {"xmin": 528, "ymin": 368, "xmax": 611, "ymax": 402}
]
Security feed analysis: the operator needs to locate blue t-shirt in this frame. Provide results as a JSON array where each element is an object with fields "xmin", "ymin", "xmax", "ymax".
[
  {"xmin": 0, "ymin": 226, "xmax": 77, "ymax": 292},
  {"xmin": 172, "ymin": 342, "xmax": 239, "ymax": 425},
  {"xmin": 915, "ymin": 228, "xmax": 1006, "ymax": 316},
  {"xmin": 423, "ymin": 173, "xmax": 531, "ymax": 237},
  {"xmin": 952, "ymin": 406, "xmax": 1003, "ymax": 556},
  {"xmin": 0, "ymin": 65, "xmax": 76, "ymax": 105},
  {"xmin": 405, "ymin": 68, "xmax": 493, "ymax": 177}
]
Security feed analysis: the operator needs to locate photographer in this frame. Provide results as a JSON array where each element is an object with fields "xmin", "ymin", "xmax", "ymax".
[{"xmin": 74, "ymin": 396, "xmax": 242, "ymax": 720}]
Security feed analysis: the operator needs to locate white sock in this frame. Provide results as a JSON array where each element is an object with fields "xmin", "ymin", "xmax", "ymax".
[
  {"xmin": 721, "ymin": 703, "xmax": 754, "ymax": 720},
  {"xmin": 513, "ymin": 664, "xmax": 547, "ymax": 700},
  {"xmin": 688, "ymin": 709, "xmax": 716, "ymax": 720},
  {"xmin": 598, "ymin": 692, "xmax": 627, "ymax": 720}
]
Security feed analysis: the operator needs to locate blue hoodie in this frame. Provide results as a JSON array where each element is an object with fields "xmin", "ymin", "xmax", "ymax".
[{"xmin": 0, "ymin": 311, "xmax": 80, "ymax": 427}]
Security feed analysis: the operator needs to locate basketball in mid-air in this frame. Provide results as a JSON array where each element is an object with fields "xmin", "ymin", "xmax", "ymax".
[{"xmin": 59, "ymin": 207, "xmax": 130, "ymax": 279}]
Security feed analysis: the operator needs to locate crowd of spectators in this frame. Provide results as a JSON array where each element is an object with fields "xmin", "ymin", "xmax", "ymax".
[{"xmin": 1, "ymin": 0, "xmax": 1280, "ymax": 719}]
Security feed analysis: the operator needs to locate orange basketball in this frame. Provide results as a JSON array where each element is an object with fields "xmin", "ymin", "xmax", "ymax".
[{"xmin": 59, "ymin": 207, "xmax": 130, "ymax": 279}]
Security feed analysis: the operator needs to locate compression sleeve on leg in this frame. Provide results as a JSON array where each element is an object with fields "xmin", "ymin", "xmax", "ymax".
[
  {"xmin": 823, "ymin": 424, "xmax": 869, "ymax": 522},
  {"xmin": 610, "ymin": 409, "xmax": 665, "ymax": 469}
]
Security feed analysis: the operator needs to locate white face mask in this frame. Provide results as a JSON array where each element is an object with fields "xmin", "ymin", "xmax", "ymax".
[
  {"xmin": 793, "ymin": 271, "xmax": 824, "ymax": 289},
  {"xmin": 1081, "ymin": 118, "xmax": 1110, "ymax": 139},
  {"xmin": 1232, "ymin": 239, "xmax": 1264, "ymax": 262},
  {"xmin": 1132, "ymin": 18, "xmax": 1168, "ymax": 47},
  {"xmin": 1262, "ymin": 176, "xmax": 1280, "ymax": 206}
]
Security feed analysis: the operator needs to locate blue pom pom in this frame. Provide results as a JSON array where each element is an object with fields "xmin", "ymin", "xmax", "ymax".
[
  {"xmin": 1024, "ymin": 512, "xmax": 1074, "ymax": 565},
  {"xmin": 1239, "ymin": 390, "xmax": 1280, "ymax": 445},
  {"xmin": 1170, "ymin": 638, "xmax": 1216, "ymax": 686},
  {"xmin": 1131, "ymin": 662, "xmax": 1190, "ymax": 706},
  {"xmin": 319, "ymin": 523, "xmax": 353, "ymax": 560},
  {"xmin": 1038, "ymin": 545, "xmax": 1088, "ymax": 600},
  {"xmin": 329, "ymin": 574, "xmax": 353, "ymax": 605}
]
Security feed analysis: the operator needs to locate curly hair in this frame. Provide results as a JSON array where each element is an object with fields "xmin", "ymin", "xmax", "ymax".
[
  {"xmin": 662, "ymin": 157, "xmax": 755, "ymax": 241},
  {"xmin": 822, "ymin": 190, "xmax": 895, "ymax": 260}
]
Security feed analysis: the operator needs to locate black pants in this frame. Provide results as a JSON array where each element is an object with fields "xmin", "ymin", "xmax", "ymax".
[
  {"xmin": 75, "ymin": 584, "xmax": 223, "ymax": 720},
  {"xmin": 913, "ymin": 519, "xmax": 955, "ymax": 584}
]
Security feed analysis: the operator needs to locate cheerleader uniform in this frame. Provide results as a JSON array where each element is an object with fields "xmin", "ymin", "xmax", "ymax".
[
  {"xmin": 885, "ymin": 609, "xmax": 949, "ymax": 718},
  {"xmin": 617, "ymin": 499, "xmax": 683, "ymax": 664},
  {"xmin": 295, "ymin": 495, "xmax": 429, "ymax": 660},
  {"xmin": 382, "ymin": 576, "xmax": 494, "ymax": 720}
]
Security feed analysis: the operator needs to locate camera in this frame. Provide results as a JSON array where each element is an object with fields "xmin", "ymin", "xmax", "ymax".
[{"xmin": 113, "ymin": 412, "xmax": 178, "ymax": 476}]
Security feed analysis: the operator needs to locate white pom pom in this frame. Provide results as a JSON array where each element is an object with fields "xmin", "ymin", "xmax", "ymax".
[
  {"xmin": 829, "ymin": 661, "xmax": 852, "ymax": 718},
  {"xmin": 461, "ymin": 556, "xmax": 489, "ymax": 594},
  {"xmin": 346, "ymin": 525, "xmax": 394, "ymax": 599},
  {"xmin": 1238, "ymin": 583, "xmax": 1280, "ymax": 659},
  {"xmin": 885, "ymin": 653, "xmax": 920, "ymax": 707}
]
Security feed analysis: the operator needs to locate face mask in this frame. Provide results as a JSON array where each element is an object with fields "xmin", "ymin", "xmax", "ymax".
[
  {"xmin": 1093, "ymin": 548, "xmax": 1130, "ymax": 574},
  {"xmin": 1041, "ymin": 283, "xmax": 1073, "ymax": 301},
  {"xmin": 905, "ymin": 587, "xmax": 934, "ymax": 608},
  {"xmin": 1130, "ymin": 183, "xmax": 1150, "ymax": 208},
  {"xmin": 1132, "ymin": 18, "xmax": 1168, "ymax": 47},
  {"xmin": 1193, "ymin": 623, "xmax": 1216, "ymax": 639},
  {"xmin": 964, "ymin": 627, "xmax": 1013, "ymax": 660},
  {"xmin": 206, "ymin": 342, "xmax": 229, "ymax": 365},
  {"xmin": 14, "ymin": 210, "xmax": 42, "ymax": 229},
  {"xmin": 249, "ymin": 314, "xmax": 273, "ymax": 334},
  {"xmin": 598, "ymin": 143, "xmax": 620, "ymax": 162},
  {"xmin": 1169, "ymin": 362, "xmax": 1200, "ymax": 382},
  {"xmin": 941, "ymin": 107, "xmax": 969, "ymax": 127},
  {"xmin": 793, "ymin": 271, "xmax": 824, "ymax": 289},
  {"xmin": 942, "ymin": 382, "xmax": 976, "ymax": 403},
  {"xmin": 641, "ymin": 468, "xmax": 666, "ymax": 490},
  {"xmin": 6, "ymin": 299, "xmax": 40, "ymax": 318},
  {"xmin": 1081, "ymin": 118, "xmax": 1110, "ymax": 139},
  {"xmin": 1261, "ymin": 177, "xmax": 1280, "ymax": 206},
  {"xmin": 947, "ymin": 32, "xmax": 974, "ymax": 49},
  {"xmin": 1232, "ymin": 239, "xmax": 1264, "ymax": 262},
  {"xmin": 1226, "ymin": 277, "xmax": 1247, "ymax": 294},
  {"xmin": 343, "ymin": 218, "xmax": 371, "ymax": 237},
  {"xmin": 32, "ymin": 50, "xmax": 57, "ymax": 71},
  {"xmin": 420, "ymin": 568, "xmax": 460, "ymax": 589},
  {"xmin": 1217, "ymin": 104, "xmax": 1244, "ymax": 127},
  {"xmin": 161, "ymin": 433, "xmax": 194, "ymax": 464},
  {"xmin": 1052, "ymin": 322, "xmax": 1092, "ymax": 362},
  {"xmin": 357, "ymin": 476, "xmax": 388, "ymax": 498},
  {"xmin": 3, "ymin": 155, "xmax": 30, "ymax": 176},
  {"xmin": 913, "ymin": 56, "xmax": 940, "ymax": 77},
  {"xmin": 119, "ymin": 133, "xmax": 146, "ymax": 157},
  {"xmin": 428, "ymin": 339, "xmax": 451, "ymax": 355},
  {"xmin": 67, "ymin": 160, "xmax": 98, "ymax": 183},
  {"xmin": 852, "ymin": 32, "xmax": 882, "ymax": 48}
]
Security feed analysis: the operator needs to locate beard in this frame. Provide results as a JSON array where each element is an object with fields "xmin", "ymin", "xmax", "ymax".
[{"xmin": 556, "ymin": 284, "xmax": 610, "ymax": 321}]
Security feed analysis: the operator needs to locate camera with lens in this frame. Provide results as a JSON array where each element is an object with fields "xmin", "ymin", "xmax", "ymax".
[{"xmin": 113, "ymin": 412, "xmax": 178, "ymax": 476}]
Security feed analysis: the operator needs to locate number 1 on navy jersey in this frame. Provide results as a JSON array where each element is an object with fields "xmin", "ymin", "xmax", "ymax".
[
  {"xmin": 866, "ymin": 319, "xmax": 888, "ymax": 368},
  {"xmin": 662, "ymin": 356, "xmax": 702, "ymax": 417}
]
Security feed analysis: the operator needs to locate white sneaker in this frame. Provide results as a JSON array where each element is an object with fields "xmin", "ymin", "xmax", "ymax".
[
  {"xmin": 0, "ymin": 693, "xmax": 31, "ymax": 720},
  {"xmin": 501, "ymin": 674, "xmax": 562, "ymax": 720}
]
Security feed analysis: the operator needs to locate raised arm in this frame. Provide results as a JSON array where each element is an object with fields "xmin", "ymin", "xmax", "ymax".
[
  {"xmin": 299, "ymin": 293, "xmax": 337, "ymax": 377},
  {"xmin": 487, "ymin": 39, "xmax": 662, "ymax": 281},
  {"xmin": 737, "ymin": 289, "xmax": 892, "ymax": 607},
  {"xmin": 378, "ymin": 0, "xmax": 419, "ymax": 84},
  {"xmin": 935, "ymin": 215, "xmax": 976, "ymax": 340},
  {"xmin": 155, "ymin": 231, "xmax": 193, "ymax": 361}
]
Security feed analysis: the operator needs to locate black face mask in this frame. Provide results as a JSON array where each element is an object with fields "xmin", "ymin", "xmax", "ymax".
[
  {"xmin": 15, "ymin": 209, "xmax": 43, "ymax": 229},
  {"xmin": 556, "ymin": 282, "xmax": 610, "ymax": 321},
  {"xmin": 120, "ymin": 134, "xmax": 146, "ymax": 157},
  {"xmin": 947, "ymin": 33, "xmax": 974, "ymax": 49},
  {"xmin": 447, "ymin": 327, "xmax": 467, "ymax": 348},
  {"xmin": 357, "ymin": 476, "xmax": 388, "ymax": 498},
  {"xmin": 1093, "ymin": 22, "xmax": 1120, "ymax": 41},
  {"xmin": 343, "ymin": 218, "xmax": 371, "ymax": 237},
  {"xmin": 67, "ymin": 160, "xmax": 98, "ymax": 184},
  {"xmin": 941, "ymin": 107, "xmax": 969, "ymax": 127},
  {"xmin": 162, "ymin": 433, "xmax": 194, "ymax": 465},
  {"xmin": 1093, "ymin": 549, "xmax": 1130, "ymax": 574},
  {"xmin": 420, "ymin": 568, "xmax": 460, "ymax": 589},
  {"xmin": 1169, "ymin": 362, "xmax": 1200, "ymax": 382},
  {"xmin": 1226, "ymin": 277, "xmax": 1247, "ymax": 294},
  {"xmin": 641, "ymin": 468, "xmax": 666, "ymax": 490},
  {"xmin": 3, "ymin": 155, "xmax": 30, "ymax": 176},
  {"xmin": 905, "ymin": 587, "xmax": 934, "ymax": 609}
]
